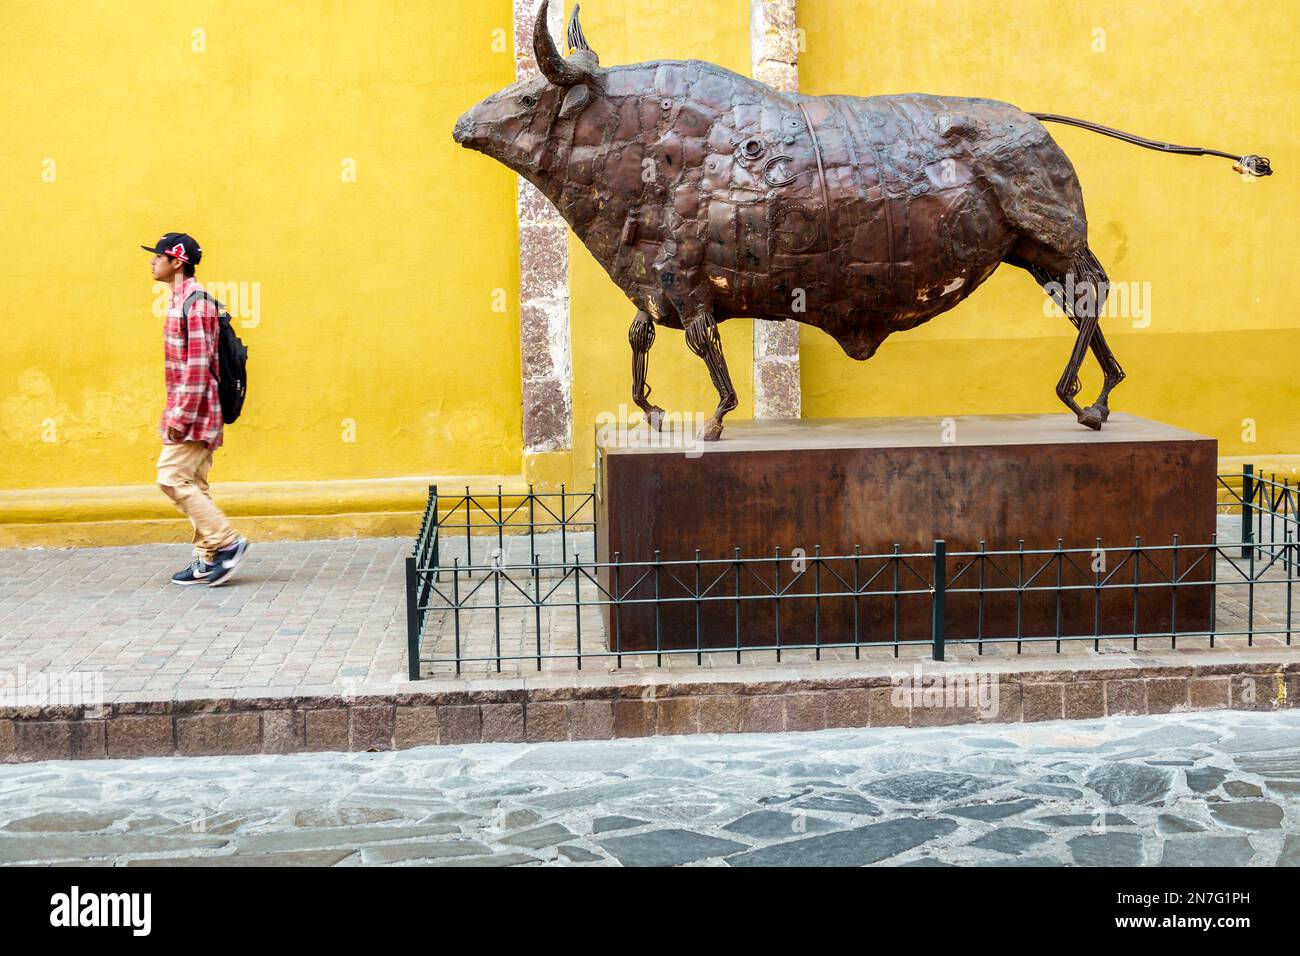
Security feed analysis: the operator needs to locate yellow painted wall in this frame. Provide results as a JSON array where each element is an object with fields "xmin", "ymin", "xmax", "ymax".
[
  {"xmin": 2, "ymin": 0, "xmax": 1295, "ymax": 539},
  {"xmin": 0, "ymin": 0, "xmax": 522, "ymax": 490},
  {"xmin": 563, "ymin": 0, "xmax": 755, "ymax": 491},
  {"xmin": 798, "ymin": 0, "xmax": 1298, "ymax": 458}
]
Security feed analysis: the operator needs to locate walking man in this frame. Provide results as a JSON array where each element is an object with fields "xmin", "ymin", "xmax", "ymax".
[{"xmin": 142, "ymin": 232, "xmax": 249, "ymax": 586}]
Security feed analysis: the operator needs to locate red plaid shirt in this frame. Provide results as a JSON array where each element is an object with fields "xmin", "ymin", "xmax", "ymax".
[{"xmin": 162, "ymin": 277, "xmax": 224, "ymax": 449}]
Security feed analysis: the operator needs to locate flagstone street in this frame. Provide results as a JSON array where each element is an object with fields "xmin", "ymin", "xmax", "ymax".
[{"xmin": 1, "ymin": 710, "xmax": 1296, "ymax": 867}]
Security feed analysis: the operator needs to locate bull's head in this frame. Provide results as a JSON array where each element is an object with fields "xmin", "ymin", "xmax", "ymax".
[{"xmin": 453, "ymin": 1, "xmax": 599, "ymax": 190}]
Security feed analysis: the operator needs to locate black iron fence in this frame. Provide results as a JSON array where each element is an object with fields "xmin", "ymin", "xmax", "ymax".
[
  {"xmin": 405, "ymin": 484, "xmax": 597, "ymax": 677},
  {"xmin": 405, "ymin": 471, "xmax": 1297, "ymax": 678}
]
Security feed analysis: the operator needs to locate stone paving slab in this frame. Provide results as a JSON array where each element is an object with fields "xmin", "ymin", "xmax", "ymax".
[
  {"xmin": 0, "ymin": 538, "xmax": 411, "ymax": 701},
  {"xmin": 0, "ymin": 711, "xmax": 1297, "ymax": 866}
]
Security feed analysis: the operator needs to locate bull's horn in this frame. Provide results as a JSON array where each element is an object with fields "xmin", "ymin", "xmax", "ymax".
[{"xmin": 534, "ymin": 0, "xmax": 585, "ymax": 86}]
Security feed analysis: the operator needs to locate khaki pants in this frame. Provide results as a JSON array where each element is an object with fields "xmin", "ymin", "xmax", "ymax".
[{"xmin": 157, "ymin": 441, "xmax": 240, "ymax": 564}]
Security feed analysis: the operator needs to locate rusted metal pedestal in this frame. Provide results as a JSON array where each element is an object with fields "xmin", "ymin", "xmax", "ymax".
[{"xmin": 595, "ymin": 413, "xmax": 1217, "ymax": 654}]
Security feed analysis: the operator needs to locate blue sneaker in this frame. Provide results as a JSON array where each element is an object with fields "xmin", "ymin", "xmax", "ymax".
[
  {"xmin": 206, "ymin": 537, "xmax": 250, "ymax": 587},
  {"xmin": 171, "ymin": 558, "xmax": 214, "ymax": 586}
]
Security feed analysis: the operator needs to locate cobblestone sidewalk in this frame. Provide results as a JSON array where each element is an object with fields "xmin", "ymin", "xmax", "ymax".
[
  {"xmin": 0, "ymin": 711, "xmax": 1296, "ymax": 866},
  {"xmin": 0, "ymin": 538, "xmax": 410, "ymax": 699}
]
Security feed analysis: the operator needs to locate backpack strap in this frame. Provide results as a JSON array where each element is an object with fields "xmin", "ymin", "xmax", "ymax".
[
  {"xmin": 180, "ymin": 290, "xmax": 220, "ymax": 379},
  {"xmin": 181, "ymin": 289, "xmax": 205, "ymax": 316}
]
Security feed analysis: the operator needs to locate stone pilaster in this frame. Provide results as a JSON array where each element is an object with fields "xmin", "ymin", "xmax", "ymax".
[
  {"xmin": 515, "ymin": 0, "xmax": 572, "ymax": 453},
  {"xmin": 749, "ymin": 0, "xmax": 801, "ymax": 420}
]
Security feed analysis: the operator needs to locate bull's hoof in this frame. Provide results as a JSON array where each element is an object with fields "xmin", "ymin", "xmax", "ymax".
[
  {"xmin": 645, "ymin": 405, "xmax": 666, "ymax": 431},
  {"xmin": 1077, "ymin": 406, "xmax": 1105, "ymax": 431},
  {"xmin": 701, "ymin": 418, "xmax": 724, "ymax": 442}
]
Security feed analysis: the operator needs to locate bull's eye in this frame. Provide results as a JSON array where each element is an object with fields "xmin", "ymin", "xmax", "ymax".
[{"xmin": 520, "ymin": 95, "xmax": 537, "ymax": 109}]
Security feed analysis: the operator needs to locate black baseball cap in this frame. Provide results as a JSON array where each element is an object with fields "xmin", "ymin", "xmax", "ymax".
[{"xmin": 140, "ymin": 232, "xmax": 202, "ymax": 265}]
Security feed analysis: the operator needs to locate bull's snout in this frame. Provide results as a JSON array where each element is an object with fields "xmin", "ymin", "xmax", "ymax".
[{"xmin": 452, "ymin": 113, "xmax": 474, "ymax": 145}]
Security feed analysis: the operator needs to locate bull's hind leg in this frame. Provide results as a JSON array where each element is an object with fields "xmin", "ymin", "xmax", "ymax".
[
  {"xmin": 629, "ymin": 310, "xmax": 665, "ymax": 430},
  {"xmin": 1085, "ymin": 326, "xmax": 1127, "ymax": 422},
  {"xmin": 1028, "ymin": 247, "xmax": 1123, "ymax": 430},
  {"xmin": 684, "ymin": 308, "xmax": 737, "ymax": 441}
]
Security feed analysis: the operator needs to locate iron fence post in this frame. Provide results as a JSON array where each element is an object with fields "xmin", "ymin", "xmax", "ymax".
[
  {"xmin": 1131, "ymin": 535, "xmax": 1141, "ymax": 651},
  {"xmin": 1209, "ymin": 531, "xmax": 1218, "ymax": 648},
  {"xmin": 734, "ymin": 546, "xmax": 742, "ymax": 665},
  {"xmin": 654, "ymin": 549, "xmax": 662, "ymax": 667},
  {"xmin": 592, "ymin": 482, "xmax": 599, "ymax": 563},
  {"xmin": 977, "ymin": 540, "xmax": 986, "ymax": 655},
  {"xmin": 430, "ymin": 484, "xmax": 440, "ymax": 583},
  {"xmin": 774, "ymin": 545, "xmax": 782, "ymax": 662},
  {"xmin": 1093, "ymin": 536, "xmax": 1102, "ymax": 653},
  {"xmin": 1054, "ymin": 538, "xmax": 1063, "ymax": 653},
  {"xmin": 613, "ymin": 551, "xmax": 623, "ymax": 667},
  {"xmin": 560, "ymin": 482, "xmax": 568, "ymax": 563},
  {"xmin": 496, "ymin": 484, "xmax": 504, "ymax": 564},
  {"xmin": 1241, "ymin": 464, "xmax": 1254, "ymax": 559},
  {"xmin": 405, "ymin": 555, "xmax": 421, "ymax": 681},
  {"xmin": 1170, "ymin": 533, "xmax": 1179, "ymax": 648},
  {"xmin": 892, "ymin": 544, "xmax": 901, "ymax": 657},
  {"xmin": 464, "ymin": 485, "xmax": 472, "ymax": 576},
  {"xmin": 1284, "ymin": 479, "xmax": 1295, "ymax": 646},
  {"xmin": 852, "ymin": 545, "xmax": 861, "ymax": 659},
  {"xmin": 528, "ymin": 484, "xmax": 536, "ymax": 563},
  {"xmin": 574, "ymin": 550, "xmax": 582, "ymax": 670},
  {"xmin": 1016, "ymin": 539, "xmax": 1025, "ymax": 654},
  {"xmin": 1248, "ymin": 532, "xmax": 1256, "ymax": 647},
  {"xmin": 493, "ymin": 556, "xmax": 502, "ymax": 673},
  {"xmin": 813, "ymin": 545, "xmax": 822, "ymax": 660},
  {"xmin": 452, "ymin": 557, "xmax": 462, "ymax": 677},
  {"xmin": 694, "ymin": 549, "xmax": 702, "ymax": 666},
  {"xmin": 932, "ymin": 539, "xmax": 946, "ymax": 662},
  {"xmin": 533, "ymin": 550, "xmax": 542, "ymax": 671}
]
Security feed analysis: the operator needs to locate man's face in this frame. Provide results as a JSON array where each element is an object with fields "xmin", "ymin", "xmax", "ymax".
[{"xmin": 150, "ymin": 253, "xmax": 182, "ymax": 281}]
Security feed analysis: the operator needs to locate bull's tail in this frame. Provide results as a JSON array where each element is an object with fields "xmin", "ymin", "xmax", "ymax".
[{"xmin": 1030, "ymin": 112, "xmax": 1273, "ymax": 177}]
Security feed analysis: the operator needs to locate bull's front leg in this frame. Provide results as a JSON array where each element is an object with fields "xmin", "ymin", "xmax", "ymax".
[
  {"xmin": 684, "ymin": 307, "xmax": 737, "ymax": 441},
  {"xmin": 628, "ymin": 310, "xmax": 665, "ymax": 431}
]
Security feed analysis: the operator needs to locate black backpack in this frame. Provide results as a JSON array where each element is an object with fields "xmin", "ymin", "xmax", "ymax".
[{"xmin": 183, "ymin": 290, "xmax": 249, "ymax": 424}]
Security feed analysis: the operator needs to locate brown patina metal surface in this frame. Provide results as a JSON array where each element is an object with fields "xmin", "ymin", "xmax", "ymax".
[{"xmin": 455, "ymin": 2, "xmax": 1271, "ymax": 440}]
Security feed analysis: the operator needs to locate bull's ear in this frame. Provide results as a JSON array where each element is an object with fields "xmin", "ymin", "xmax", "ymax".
[
  {"xmin": 559, "ymin": 84, "xmax": 591, "ymax": 120},
  {"xmin": 566, "ymin": 3, "xmax": 599, "ymax": 64}
]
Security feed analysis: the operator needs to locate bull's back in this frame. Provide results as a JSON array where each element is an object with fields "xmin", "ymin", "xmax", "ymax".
[
  {"xmin": 697, "ymin": 90, "xmax": 1086, "ymax": 349},
  {"xmin": 837, "ymin": 93, "xmax": 1089, "ymax": 263},
  {"xmin": 824, "ymin": 92, "xmax": 1087, "ymax": 309}
]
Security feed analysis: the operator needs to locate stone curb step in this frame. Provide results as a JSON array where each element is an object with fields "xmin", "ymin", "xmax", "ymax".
[{"xmin": 2, "ymin": 657, "xmax": 1297, "ymax": 764}]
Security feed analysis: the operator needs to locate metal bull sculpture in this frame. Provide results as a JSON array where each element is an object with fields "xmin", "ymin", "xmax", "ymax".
[{"xmin": 454, "ymin": 1, "xmax": 1272, "ymax": 440}]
